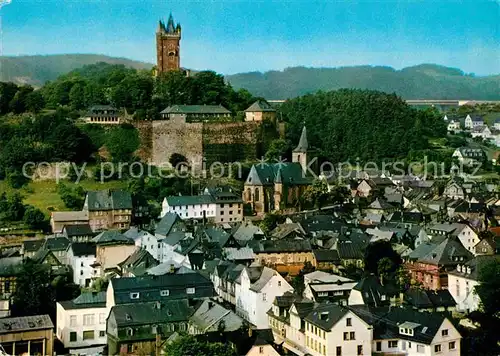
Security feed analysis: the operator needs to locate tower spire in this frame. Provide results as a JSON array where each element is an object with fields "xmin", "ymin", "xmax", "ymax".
[
  {"xmin": 293, "ymin": 126, "xmax": 308, "ymax": 153},
  {"xmin": 166, "ymin": 13, "xmax": 176, "ymax": 33}
]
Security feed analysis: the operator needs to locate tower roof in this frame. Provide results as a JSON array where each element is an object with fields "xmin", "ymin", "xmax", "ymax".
[
  {"xmin": 293, "ymin": 126, "xmax": 309, "ymax": 152},
  {"xmin": 275, "ymin": 166, "xmax": 283, "ymax": 184},
  {"xmin": 166, "ymin": 13, "xmax": 176, "ymax": 33}
]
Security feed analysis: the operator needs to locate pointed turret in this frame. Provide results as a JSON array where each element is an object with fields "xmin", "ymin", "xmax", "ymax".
[
  {"xmin": 293, "ymin": 126, "xmax": 308, "ymax": 152},
  {"xmin": 157, "ymin": 20, "xmax": 164, "ymax": 33},
  {"xmin": 166, "ymin": 13, "xmax": 176, "ymax": 33},
  {"xmin": 275, "ymin": 166, "xmax": 283, "ymax": 184}
]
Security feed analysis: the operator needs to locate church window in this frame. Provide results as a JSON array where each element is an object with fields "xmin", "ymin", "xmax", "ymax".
[{"xmin": 255, "ymin": 188, "xmax": 260, "ymax": 201}]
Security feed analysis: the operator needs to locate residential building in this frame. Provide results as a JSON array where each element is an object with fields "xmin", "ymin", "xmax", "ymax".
[
  {"xmin": 251, "ymin": 239, "xmax": 314, "ymax": 276},
  {"xmin": 160, "ymin": 195, "xmax": 216, "ymax": 221},
  {"xmin": 67, "ymin": 242, "xmax": 97, "ymax": 287},
  {"xmin": 403, "ymin": 288, "xmax": 456, "ymax": 312},
  {"xmin": 452, "ymin": 147, "xmax": 485, "ymax": 166},
  {"xmin": 0, "ymin": 257, "xmax": 23, "ymax": 318},
  {"xmin": 62, "ymin": 224, "xmax": 94, "ymax": 243},
  {"xmin": 42, "ymin": 236, "xmax": 70, "ymax": 264},
  {"xmin": 443, "ymin": 181, "xmax": 465, "ymax": 200},
  {"xmin": 474, "ymin": 235, "xmax": 500, "ymax": 255},
  {"xmin": 447, "ymin": 119, "xmax": 461, "ymax": 131},
  {"xmin": 348, "ymin": 275, "xmax": 399, "ymax": 307},
  {"xmin": 125, "ymin": 227, "xmax": 161, "ymax": 261},
  {"xmin": 464, "ymin": 114, "xmax": 484, "ymax": 129},
  {"xmin": 106, "ymin": 272, "xmax": 215, "ymax": 309},
  {"xmin": 92, "ymin": 231, "xmax": 136, "ymax": 275},
  {"xmin": 107, "ymin": 299, "xmax": 195, "ymax": 355},
  {"xmin": 448, "ymin": 255, "xmax": 500, "ymax": 313},
  {"xmin": 303, "ymin": 271, "xmax": 356, "ymax": 305},
  {"xmin": 118, "ymin": 248, "xmax": 159, "ymax": 277},
  {"xmin": 159, "ymin": 104, "xmax": 231, "ymax": 122},
  {"xmin": 494, "ymin": 118, "xmax": 500, "ymax": 131},
  {"xmin": 188, "ymin": 299, "xmax": 244, "ymax": 335},
  {"xmin": 243, "ymin": 126, "xmax": 314, "ymax": 214},
  {"xmin": 50, "ymin": 211, "xmax": 89, "ymax": 234},
  {"xmin": 471, "ymin": 125, "xmax": 493, "ymax": 139},
  {"xmin": 56, "ymin": 292, "xmax": 107, "ymax": 350},
  {"xmin": 21, "ymin": 239, "xmax": 44, "ymax": 259},
  {"xmin": 312, "ymin": 249, "xmax": 340, "ymax": 272},
  {"xmin": 244, "ymin": 100, "xmax": 277, "ymax": 122},
  {"xmin": 0, "ymin": 315, "xmax": 54, "ymax": 356},
  {"xmin": 205, "ymin": 186, "xmax": 244, "ymax": 223},
  {"xmin": 83, "ymin": 189, "xmax": 133, "ymax": 231},
  {"xmin": 84, "ymin": 105, "xmax": 121, "ymax": 125},
  {"xmin": 405, "ymin": 237, "xmax": 473, "ymax": 290}
]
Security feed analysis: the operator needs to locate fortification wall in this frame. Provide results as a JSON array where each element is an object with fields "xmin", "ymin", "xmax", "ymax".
[{"xmin": 134, "ymin": 120, "xmax": 153, "ymax": 162}]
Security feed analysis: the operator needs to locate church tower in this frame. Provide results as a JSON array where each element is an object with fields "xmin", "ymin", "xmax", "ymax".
[
  {"xmin": 156, "ymin": 13, "xmax": 181, "ymax": 75},
  {"xmin": 292, "ymin": 126, "xmax": 309, "ymax": 172}
]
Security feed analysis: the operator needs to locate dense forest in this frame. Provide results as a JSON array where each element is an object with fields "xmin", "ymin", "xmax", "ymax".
[
  {"xmin": 280, "ymin": 89, "xmax": 447, "ymax": 162},
  {"xmin": 227, "ymin": 64, "xmax": 500, "ymax": 100}
]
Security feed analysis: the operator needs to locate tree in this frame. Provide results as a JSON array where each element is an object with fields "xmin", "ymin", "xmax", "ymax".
[
  {"xmin": 475, "ymin": 258, "xmax": 500, "ymax": 316},
  {"xmin": 377, "ymin": 257, "xmax": 396, "ymax": 286},
  {"xmin": 25, "ymin": 90, "xmax": 45, "ymax": 113},
  {"xmin": 23, "ymin": 206, "xmax": 48, "ymax": 230},
  {"xmin": 363, "ymin": 240, "xmax": 402, "ymax": 276},
  {"xmin": 302, "ymin": 179, "xmax": 330, "ymax": 209},
  {"xmin": 265, "ymin": 139, "xmax": 291, "ymax": 161},
  {"xmin": 57, "ymin": 183, "xmax": 86, "ymax": 210},
  {"xmin": 259, "ymin": 213, "xmax": 285, "ymax": 234},
  {"xmin": 329, "ymin": 184, "xmax": 350, "ymax": 205},
  {"xmin": 291, "ymin": 261, "xmax": 316, "ymax": 296},
  {"xmin": 164, "ymin": 335, "xmax": 236, "ymax": 356},
  {"xmin": 169, "ymin": 153, "xmax": 189, "ymax": 169},
  {"xmin": 105, "ymin": 124, "xmax": 140, "ymax": 162}
]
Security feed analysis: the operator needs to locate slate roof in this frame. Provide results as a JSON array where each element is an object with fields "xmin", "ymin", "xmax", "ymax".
[
  {"xmin": 245, "ymin": 100, "xmax": 276, "ymax": 112},
  {"xmin": 252, "ymin": 239, "xmax": 312, "ymax": 253},
  {"xmin": 419, "ymin": 237, "xmax": 473, "ymax": 266},
  {"xmin": 86, "ymin": 189, "xmax": 132, "ymax": 211},
  {"xmin": 448, "ymin": 255, "xmax": 500, "ymax": 281},
  {"xmin": 232, "ymin": 222, "xmax": 264, "ymax": 243},
  {"xmin": 248, "ymin": 266, "xmax": 278, "ymax": 292},
  {"xmin": 368, "ymin": 198, "xmax": 394, "ymax": 210},
  {"xmin": 51, "ymin": 211, "xmax": 88, "ymax": 222},
  {"xmin": 407, "ymin": 242, "xmax": 439, "ymax": 261},
  {"xmin": 110, "ymin": 299, "xmax": 195, "ymax": 327},
  {"xmin": 313, "ymin": 249, "xmax": 340, "ymax": 263},
  {"xmin": 59, "ymin": 291, "xmax": 107, "ymax": 310},
  {"xmin": 0, "ymin": 315, "xmax": 53, "ymax": 334},
  {"xmin": 223, "ymin": 247, "xmax": 255, "ymax": 261},
  {"xmin": 92, "ymin": 231, "xmax": 134, "ymax": 246},
  {"xmin": 456, "ymin": 147, "xmax": 485, "ymax": 159},
  {"xmin": 62, "ymin": 224, "xmax": 93, "ymax": 237},
  {"xmin": 155, "ymin": 212, "xmax": 183, "ymax": 236},
  {"xmin": 165, "ymin": 195, "xmax": 214, "ymax": 207},
  {"xmin": 23, "ymin": 239, "xmax": 44, "ymax": 253},
  {"xmin": 246, "ymin": 162, "xmax": 312, "ymax": 186},
  {"xmin": 118, "ymin": 248, "xmax": 158, "ymax": 272},
  {"xmin": 160, "ymin": 105, "xmax": 231, "ymax": 115},
  {"xmin": 293, "ymin": 126, "xmax": 309, "ymax": 152},
  {"xmin": 189, "ymin": 299, "xmax": 243, "ymax": 333},
  {"xmin": 352, "ymin": 274, "xmax": 398, "ymax": 307},
  {"xmin": 454, "ymin": 201, "xmax": 485, "ymax": 213},
  {"xmin": 71, "ymin": 242, "xmax": 96, "ymax": 257},
  {"xmin": 44, "ymin": 236, "xmax": 70, "ymax": 251},
  {"xmin": 337, "ymin": 242, "xmax": 364, "ymax": 260},
  {"xmin": 111, "ymin": 273, "xmax": 215, "ymax": 304},
  {"xmin": 404, "ymin": 289, "xmax": 456, "ymax": 309},
  {"xmin": 304, "ymin": 303, "xmax": 349, "ymax": 331},
  {"xmin": 389, "ymin": 211, "xmax": 423, "ymax": 224}
]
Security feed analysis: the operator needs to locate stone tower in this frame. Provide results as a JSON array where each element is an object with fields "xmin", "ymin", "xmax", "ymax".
[
  {"xmin": 292, "ymin": 126, "xmax": 309, "ymax": 171},
  {"xmin": 156, "ymin": 14, "xmax": 181, "ymax": 74}
]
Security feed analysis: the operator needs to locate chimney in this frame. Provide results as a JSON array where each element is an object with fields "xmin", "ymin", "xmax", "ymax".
[
  {"xmin": 248, "ymin": 327, "xmax": 253, "ymax": 338},
  {"xmin": 156, "ymin": 301, "xmax": 161, "ymax": 309},
  {"xmin": 208, "ymin": 301, "xmax": 214, "ymax": 309}
]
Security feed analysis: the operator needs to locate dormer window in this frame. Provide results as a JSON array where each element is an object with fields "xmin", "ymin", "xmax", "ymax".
[
  {"xmin": 186, "ymin": 287, "xmax": 195, "ymax": 294},
  {"xmin": 160, "ymin": 290, "xmax": 170, "ymax": 297},
  {"xmin": 127, "ymin": 328, "xmax": 133, "ymax": 336},
  {"xmin": 130, "ymin": 292, "xmax": 140, "ymax": 299}
]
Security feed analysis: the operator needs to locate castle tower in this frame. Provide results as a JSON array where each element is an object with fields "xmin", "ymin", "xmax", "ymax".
[
  {"xmin": 156, "ymin": 13, "xmax": 181, "ymax": 75},
  {"xmin": 292, "ymin": 126, "xmax": 309, "ymax": 171}
]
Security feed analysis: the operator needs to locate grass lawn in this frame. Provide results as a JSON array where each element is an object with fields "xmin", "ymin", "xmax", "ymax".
[{"xmin": 0, "ymin": 179, "xmax": 128, "ymax": 216}]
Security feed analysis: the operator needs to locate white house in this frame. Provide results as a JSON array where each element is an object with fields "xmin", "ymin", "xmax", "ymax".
[
  {"xmin": 56, "ymin": 292, "xmax": 108, "ymax": 351},
  {"xmin": 448, "ymin": 256, "xmax": 500, "ymax": 313},
  {"xmin": 303, "ymin": 271, "xmax": 356, "ymax": 305},
  {"xmin": 447, "ymin": 120, "xmax": 461, "ymax": 132},
  {"xmin": 454, "ymin": 224, "xmax": 479, "ymax": 254},
  {"xmin": 67, "ymin": 243, "xmax": 97, "ymax": 288},
  {"xmin": 160, "ymin": 195, "xmax": 216, "ymax": 220},
  {"xmin": 465, "ymin": 114, "xmax": 484, "ymax": 129},
  {"xmin": 452, "ymin": 147, "xmax": 485, "ymax": 166},
  {"xmin": 471, "ymin": 125, "xmax": 492, "ymax": 139},
  {"xmin": 124, "ymin": 227, "xmax": 161, "ymax": 261},
  {"xmin": 494, "ymin": 118, "xmax": 500, "ymax": 131}
]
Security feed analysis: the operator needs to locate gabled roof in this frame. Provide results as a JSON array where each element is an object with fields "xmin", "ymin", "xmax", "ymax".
[
  {"xmin": 59, "ymin": 291, "xmax": 107, "ymax": 310},
  {"xmin": 404, "ymin": 288, "xmax": 456, "ymax": 309},
  {"xmin": 44, "ymin": 236, "xmax": 70, "ymax": 251},
  {"xmin": 51, "ymin": 211, "xmax": 88, "ymax": 222},
  {"xmin": 0, "ymin": 257, "xmax": 23, "ymax": 277},
  {"xmin": 92, "ymin": 231, "xmax": 134, "ymax": 246},
  {"xmin": 312, "ymin": 249, "xmax": 340, "ymax": 263},
  {"xmin": 160, "ymin": 105, "xmax": 231, "ymax": 115},
  {"xmin": 245, "ymin": 100, "xmax": 276, "ymax": 112},
  {"xmin": 304, "ymin": 303, "xmax": 349, "ymax": 331},
  {"xmin": 22, "ymin": 239, "xmax": 44, "ymax": 253},
  {"xmin": 252, "ymin": 239, "xmax": 312, "ymax": 253},
  {"xmin": 419, "ymin": 237, "xmax": 473, "ymax": 266},
  {"xmin": 118, "ymin": 248, "xmax": 158, "ymax": 272},
  {"xmin": 248, "ymin": 266, "xmax": 280, "ymax": 292},
  {"xmin": 156, "ymin": 212, "xmax": 183, "ymax": 236},
  {"xmin": 86, "ymin": 189, "xmax": 132, "ymax": 211},
  {"xmin": 337, "ymin": 242, "xmax": 364, "ymax": 260},
  {"xmin": 189, "ymin": 299, "xmax": 243, "ymax": 333},
  {"xmin": 352, "ymin": 274, "xmax": 398, "ymax": 307},
  {"xmin": 62, "ymin": 224, "xmax": 93, "ymax": 237},
  {"xmin": 368, "ymin": 198, "xmax": 394, "ymax": 210},
  {"xmin": 165, "ymin": 194, "xmax": 214, "ymax": 207},
  {"xmin": 448, "ymin": 254, "xmax": 500, "ymax": 280}
]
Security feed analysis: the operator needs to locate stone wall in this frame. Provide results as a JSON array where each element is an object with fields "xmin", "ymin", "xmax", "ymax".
[{"xmin": 135, "ymin": 119, "xmax": 278, "ymax": 166}]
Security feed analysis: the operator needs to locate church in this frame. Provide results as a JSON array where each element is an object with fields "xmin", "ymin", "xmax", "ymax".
[{"xmin": 243, "ymin": 127, "xmax": 316, "ymax": 214}]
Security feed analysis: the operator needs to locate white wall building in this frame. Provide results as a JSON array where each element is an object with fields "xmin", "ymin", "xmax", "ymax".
[
  {"xmin": 454, "ymin": 224, "xmax": 479, "ymax": 254},
  {"xmin": 56, "ymin": 292, "xmax": 108, "ymax": 350},
  {"xmin": 124, "ymin": 227, "xmax": 161, "ymax": 261},
  {"xmin": 160, "ymin": 195, "xmax": 216, "ymax": 220},
  {"xmin": 67, "ymin": 243, "xmax": 97, "ymax": 288}
]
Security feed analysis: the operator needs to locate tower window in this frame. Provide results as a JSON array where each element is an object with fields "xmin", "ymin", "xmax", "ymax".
[{"xmin": 169, "ymin": 52, "xmax": 175, "ymax": 56}]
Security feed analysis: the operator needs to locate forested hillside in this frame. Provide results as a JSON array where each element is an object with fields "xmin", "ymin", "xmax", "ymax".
[
  {"xmin": 227, "ymin": 64, "xmax": 500, "ymax": 100},
  {"xmin": 0, "ymin": 54, "xmax": 153, "ymax": 86}
]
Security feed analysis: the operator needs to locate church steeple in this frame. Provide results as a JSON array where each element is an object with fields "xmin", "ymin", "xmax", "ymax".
[
  {"xmin": 293, "ymin": 126, "xmax": 308, "ymax": 153},
  {"xmin": 166, "ymin": 13, "xmax": 176, "ymax": 33}
]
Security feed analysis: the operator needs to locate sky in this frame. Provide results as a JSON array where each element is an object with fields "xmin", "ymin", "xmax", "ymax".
[{"xmin": 3, "ymin": 0, "xmax": 500, "ymax": 75}]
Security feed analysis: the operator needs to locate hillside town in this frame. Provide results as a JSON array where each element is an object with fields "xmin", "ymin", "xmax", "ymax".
[{"xmin": 0, "ymin": 8, "xmax": 499, "ymax": 356}]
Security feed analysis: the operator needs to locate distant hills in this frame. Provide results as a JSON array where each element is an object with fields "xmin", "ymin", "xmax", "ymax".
[
  {"xmin": 226, "ymin": 64, "xmax": 500, "ymax": 100},
  {"xmin": 0, "ymin": 54, "xmax": 153, "ymax": 86},
  {"xmin": 1, "ymin": 55, "xmax": 499, "ymax": 100}
]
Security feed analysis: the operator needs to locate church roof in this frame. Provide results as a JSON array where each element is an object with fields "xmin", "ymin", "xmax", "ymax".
[
  {"xmin": 293, "ymin": 126, "xmax": 309, "ymax": 152},
  {"xmin": 246, "ymin": 162, "xmax": 313, "ymax": 186}
]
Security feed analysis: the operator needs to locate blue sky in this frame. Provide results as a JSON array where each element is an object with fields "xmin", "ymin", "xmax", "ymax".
[{"xmin": 3, "ymin": 0, "xmax": 500, "ymax": 75}]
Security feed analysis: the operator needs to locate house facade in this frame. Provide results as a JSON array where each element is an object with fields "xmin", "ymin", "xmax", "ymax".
[
  {"xmin": 0, "ymin": 315, "xmax": 54, "ymax": 356},
  {"xmin": 84, "ymin": 105, "xmax": 121, "ymax": 125},
  {"xmin": 244, "ymin": 100, "xmax": 277, "ymax": 122},
  {"xmin": 67, "ymin": 242, "xmax": 97, "ymax": 287},
  {"xmin": 56, "ymin": 292, "xmax": 107, "ymax": 350},
  {"xmin": 83, "ymin": 190, "xmax": 133, "ymax": 232},
  {"xmin": 159, "ymin": 105, "xmax": 231, "ymax": 122}
]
